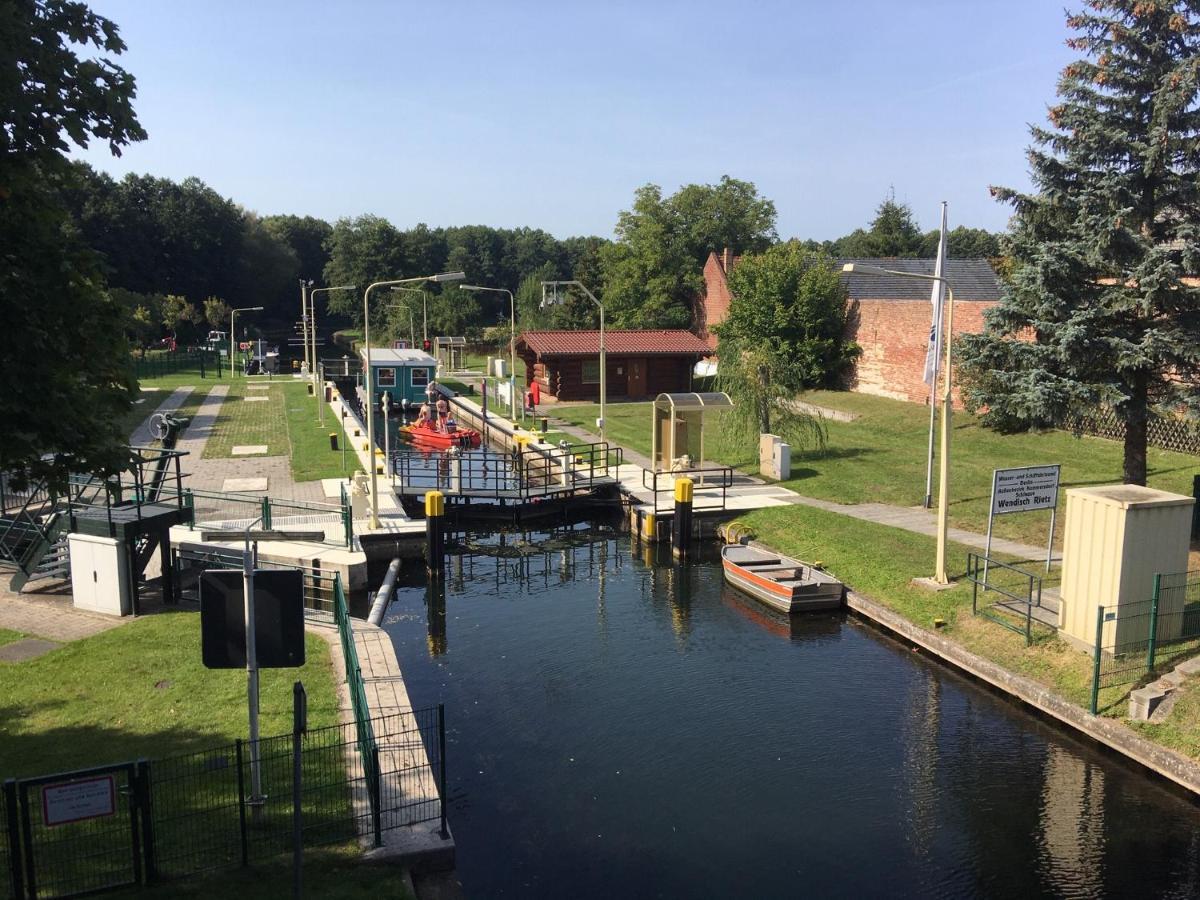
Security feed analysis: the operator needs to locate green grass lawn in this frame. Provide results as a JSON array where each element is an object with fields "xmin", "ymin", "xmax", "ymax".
[
  {"xmin": 0, "ymin": 628, "xmax": 25, "ymax": 647},
  {"xmin": 283, "ymin": 381, "xmax": 360, "ymax": 482},
  {"xmin": 203, "ymin": 378, "xmax": 290, "ymax": 458},
  {"xmin": 0, "ymin": 611, "xmax": 339, "ymax": 777},
  {"xmin": 553, "ymin": 390, "xmax": 1200, "ymax": 548}
]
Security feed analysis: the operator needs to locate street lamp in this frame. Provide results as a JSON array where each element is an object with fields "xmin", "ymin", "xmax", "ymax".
[
  {"xmin": 387, "ymin": 300, "xmax": 417, "ymax": 347},
  {"xmin": 842, "ymin": 263, "xmax": 956, "ymax": 585},
  {"xmin": 363, "ymin": 272, "xmax": 466, "ymax": 528},
  {"xmin": 541, "ymin": 281, "xmax": 605, "ymax": 441},
  {"xmin": 230, "ymin": 306, "xmax": 264, "ymax": 379},
  {"xmin": 299, "ymin": 280, "xmax": 313, "ymax": 376},
  {"xmin": 391, "ymin": 286, "xmax": 429, "ymax": 345},
  {"xmin": 308, "ymin": 285, "xmax": 356, "ymax": 416},
  {"xmin": 460, "ymin": 284, "xmax": 518, "ymax": 420}
]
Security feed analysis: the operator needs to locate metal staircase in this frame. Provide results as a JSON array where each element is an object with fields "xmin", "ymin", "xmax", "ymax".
[{"xmin": 0, "ymin": 487, "xmax": 72, "ymax": 592}]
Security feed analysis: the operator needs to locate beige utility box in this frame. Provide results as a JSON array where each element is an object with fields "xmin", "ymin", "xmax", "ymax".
[
  {"xmin": 1059, "ymin": 485, "xmax": 1193, "ymax": 651},
  {"xmin": 758, "ymin": 434, "xmax": 791, "ymax": 480}
]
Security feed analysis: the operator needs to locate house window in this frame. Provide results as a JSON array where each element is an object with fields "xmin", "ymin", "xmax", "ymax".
[
  {"xmin": 377, "ymin": 367, "xmax": 396, "ymax": 387},
  {"xmin": 411, "ymin": 367, "xmax": 429, "ymax": 387},
  {"xmin": 581, "ymin": 359, "xmax": 600, "ymax": 384}
]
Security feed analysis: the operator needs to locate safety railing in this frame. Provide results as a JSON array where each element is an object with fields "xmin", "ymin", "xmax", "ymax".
[
  {"xmin": 178, "ymin": 488, "xmax": 352, "ymax": 548},
  {"xmin": 966, "ymin": 552, "xmax": 1048, "ymax": 647},
  {"xmin": 640, "ymin": 465, "xmax": 734, "ymax": 514}
]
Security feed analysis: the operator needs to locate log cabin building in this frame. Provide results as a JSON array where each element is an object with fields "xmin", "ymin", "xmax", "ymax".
[{"xmin": 515, "ymin": 330, "xmax": 712, "ymax": 401}]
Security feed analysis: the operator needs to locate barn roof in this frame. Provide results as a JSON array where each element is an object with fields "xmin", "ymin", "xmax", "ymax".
[
  {"xmin": 837, "ymin": 258, "xmax": 1003, "ymax": 301},
  {"xmin": 517, "ymin": 330, "xmax": 712, "ymax": 357}
]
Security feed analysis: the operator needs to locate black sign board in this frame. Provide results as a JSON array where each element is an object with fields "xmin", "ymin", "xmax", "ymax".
[{"xmin": 200, "ymin": 569, "xmax": 305, "ymax": 669}]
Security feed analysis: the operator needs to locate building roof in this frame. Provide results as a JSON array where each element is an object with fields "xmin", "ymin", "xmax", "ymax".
[
  {"xmin": 517, "ymin": 330, "xmax": 713, "ymax": 357},
  {"xmin": 837, "ymin": 258, "xmax": 1003, "ymax": 301},
  {"xmin": 359, "ymin": 348, "xmax": 438, "ymax": 366}
]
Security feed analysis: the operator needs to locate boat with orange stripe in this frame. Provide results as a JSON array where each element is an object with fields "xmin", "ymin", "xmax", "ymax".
[{"xmin": 721, "ymin": 544, "xmax": 844, "ymax": 614}]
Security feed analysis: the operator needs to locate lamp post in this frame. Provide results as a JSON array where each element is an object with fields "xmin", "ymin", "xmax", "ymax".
[
  {"xmin": 299, "ymin": 280, "xmax": 312, "ymax": 376},
  {"xmin": 541, "ymin": 281, "xmax": 605, "ymax": 441},
  {"xmin": 308, "ymin": 285, "xmax": 356, "ymax": 418},
  {"xmin": 391, "ymin": 286, "xmax": 429, "ymax": 345},
  {"xmin": 387, "ymin": 296, "xmax": 417, "ymax": 347},
  {"xmin": 842, "ymin": 263, "xmax": 955, "ymax": 584},
  {"xmin": 230, "ymin": 306, "xmax": 264, "ymax": 379},
  {"xmin": 461, "ymin": 284, "xmax": 518, "ymax": 420},
  {"xmin": 363, "ymin": 272, "xmax": 465, "ymax": 529}
]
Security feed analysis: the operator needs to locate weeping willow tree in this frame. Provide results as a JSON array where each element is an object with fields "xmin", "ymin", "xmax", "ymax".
[{"xmin": 713, "ymin": 244, "xmax": 858, "ymax": 454}]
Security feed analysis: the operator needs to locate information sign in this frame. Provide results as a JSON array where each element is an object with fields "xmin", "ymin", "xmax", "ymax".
[
  {"xmin": 991, "ymin": 465, "xmax": 1060, "ymax": 515},
  {"xmin": 986, "ymin": 464, "xmax": 1061, "ymax": 572},
  {"xmin": 42, "ymin": 775, "xmax": 116, "ymax": 827}
]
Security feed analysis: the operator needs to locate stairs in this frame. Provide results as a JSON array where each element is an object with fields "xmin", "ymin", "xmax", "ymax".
[{"xmin": 1, "ymin": 511, "xmax": 71, "ymax": 592}]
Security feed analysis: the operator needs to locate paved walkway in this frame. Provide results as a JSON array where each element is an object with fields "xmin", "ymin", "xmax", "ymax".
[
  {"xmin": 549, "ymin": 419, "xmax": 1053, "ymax": 562},
  {"xmin": 129, "ymin": 386, "xmax": 194, "ymax": 444},
  {"xmin": 0, "ymin": 585, "xmax": 125, "ymax": 641}
]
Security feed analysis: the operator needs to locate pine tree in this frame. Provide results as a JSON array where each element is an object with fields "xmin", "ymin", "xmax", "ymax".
[{"xmin": 958, "ymin": 1, "xmax": 1200, "ymax": 485}]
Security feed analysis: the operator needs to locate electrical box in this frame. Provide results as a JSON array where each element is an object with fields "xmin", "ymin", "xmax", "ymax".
[
  {"xmin": 492, "ymin": 358, "xmax": 508, "ymax": 379},
  {"xmin": 759, "ymin": 434, "xmax": 791, "ymax": 481},
  {"xmin": 1059, "ymin": 484, "xmax": 1194, "ymax": 650},
  {"xmin": 68, "ymin": 533, "xmax": 131, "ymax": 616}
]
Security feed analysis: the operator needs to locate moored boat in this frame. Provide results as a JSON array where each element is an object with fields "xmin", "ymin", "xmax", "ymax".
[
  {"xmin": 721, "ymin": 544, "xmax": 843, "ymax": 614},
  {"xmin": 398, "ymin": 422, "xmax": 481, "ymax": 450}
]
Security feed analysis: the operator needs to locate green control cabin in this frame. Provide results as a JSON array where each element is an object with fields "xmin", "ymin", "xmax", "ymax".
[{"xmin": 360, "ymin": 348, "xmax": 438, "ymax": 405}]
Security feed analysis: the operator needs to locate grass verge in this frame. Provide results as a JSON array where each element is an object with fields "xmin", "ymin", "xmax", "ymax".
[
  {"xmin": 203, "ymin": 378, "xmax": 291, "ymax": 458},
  {"xmin": 0, "ymin": 628, "xmax": 25, "ymax": 647},
  {"xmin": 553, "ymin": 390, "xmax": 1200, "ymax": 548},
  {"xmin": 283, "ymin": 382, "xmax": 360, "ymax": 483}
]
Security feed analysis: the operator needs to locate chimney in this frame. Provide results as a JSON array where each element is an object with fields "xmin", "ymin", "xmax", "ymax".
[{"xmin": 722, "ymin": 247, "xmax": 730, "ymax": 272}]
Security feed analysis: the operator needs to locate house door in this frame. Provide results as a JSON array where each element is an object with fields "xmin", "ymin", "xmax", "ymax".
[{"xmin": 627, "ymin": 358, "xmax": 646, "ymax": 398}]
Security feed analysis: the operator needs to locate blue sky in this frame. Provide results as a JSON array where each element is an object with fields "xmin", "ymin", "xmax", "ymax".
[{"xmin": 74, "ymin": 0, "xmax": 1075, "ymax": 240}]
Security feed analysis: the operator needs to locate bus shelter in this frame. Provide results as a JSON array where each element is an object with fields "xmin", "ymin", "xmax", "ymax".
[{"xmin": 651, "ymin": 392, "xmax": 733, "ymax": 473}]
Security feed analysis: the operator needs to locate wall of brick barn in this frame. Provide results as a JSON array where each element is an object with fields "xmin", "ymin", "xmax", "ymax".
[{"xmin": 845, "ymin": 299, "xmax": 998, "ymax": 407}]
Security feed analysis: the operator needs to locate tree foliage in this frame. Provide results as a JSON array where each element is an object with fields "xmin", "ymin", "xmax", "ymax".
[
  {"xmin": 713, "ymin": 245, "xmax": 857, "ymax": 447},
  {"xmin": 600, "ymin": 176, "xmax": 777, "ymax": 329},
  {"xmin": 957, "ymin": 1, "xmax": 1200, "ymax": 485},
  {"xmin": 0, "ymin": 0, "xmax": 145, "ymax": 486}
]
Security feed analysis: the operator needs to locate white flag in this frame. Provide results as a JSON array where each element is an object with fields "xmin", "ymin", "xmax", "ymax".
[{"xmin": 923, "ymin": 202, "xmax": 948, "ymax": 386}]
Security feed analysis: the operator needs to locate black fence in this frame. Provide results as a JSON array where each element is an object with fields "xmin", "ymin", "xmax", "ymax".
[
  {"xmin": 3, "ymin": 710, "xmax": 445, "ymax": 899},
  {"xmin": 132, "ymin": 351, "xmax": 222, "ymax": 381}
]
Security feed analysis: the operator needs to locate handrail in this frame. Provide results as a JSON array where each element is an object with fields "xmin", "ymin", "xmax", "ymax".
[
  {"xmin": 334, "ymin": 572, "xmax": 382, "ymax": 844},
  {"xmin": 640, "ymin": 465, "xmax": 734, "ymax": 513}
]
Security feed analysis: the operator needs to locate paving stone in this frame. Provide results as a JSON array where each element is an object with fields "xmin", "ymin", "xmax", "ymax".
[
  {"xmin": 222, "ymin": 477, "xmax": 268, "ymax": 492},
  {"xmin": 247, "ymin": 385, "xmax": 270, "ymax": 391},
  {"xmin": 231, "ymin": 445, "xmax": 269, "ymax": 456},
  {"xmin": 0, "ymin": 638, "xmax": 61, "ymax": 662},
  {"xmin": 244, "ymin": 396, "xmax": 270, "ymax": 402}
]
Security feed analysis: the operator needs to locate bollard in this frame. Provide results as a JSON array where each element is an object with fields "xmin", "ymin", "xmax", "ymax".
[
  {"xmin": 641, "ymin": 510, "xmax": 657, "ymax": 543},
  {"xmin": 329, "ymin": 432, "xmax": 338, "ymax": 451},
  {"xmin": 672, "ymin": 477, "xmax": 694, "ymax": 560},
  {"xmin": 540, "ymin": 417, "xmax": 549, "ymax": 435},
  {"xmin": 425, "ymin": 490, "xmax": 445, "ymax": 579}
]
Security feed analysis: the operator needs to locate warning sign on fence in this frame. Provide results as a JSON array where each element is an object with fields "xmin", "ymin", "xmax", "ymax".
[{"xmin": 42, "ymin": 775, "xmax": 116, "ymax": 826}]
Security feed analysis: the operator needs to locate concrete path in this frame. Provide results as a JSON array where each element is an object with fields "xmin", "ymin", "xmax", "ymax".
[
  {"xmin": 172, "ymin": 384, "xmax": 228, "ymax": 457},
  {"xmin": 129, "ymin": 386, "xmax": 194, "ymax": 444},
  {"xmin": 0, "ymin": 586, "xmax": 125, "ymax": 642}
]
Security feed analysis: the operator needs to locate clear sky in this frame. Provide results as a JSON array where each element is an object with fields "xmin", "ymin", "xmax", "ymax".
[{"xmin": 73, "ymin": 0, "xmax": 1076, "ymax": 241}]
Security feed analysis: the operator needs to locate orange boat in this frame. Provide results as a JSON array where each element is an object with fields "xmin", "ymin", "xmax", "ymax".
[{"xmin": 398, "ymin": 421, "xmax": 481, "ymax": 450}]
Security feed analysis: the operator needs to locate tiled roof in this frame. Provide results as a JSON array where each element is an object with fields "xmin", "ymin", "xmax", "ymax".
[
  {"xmin": 517, "ymin": 330, "xmax": 712, "ymax": 357},
  {"xmin": 837, "ymin": 258, "xmax": 1003, "ymax": 301}
]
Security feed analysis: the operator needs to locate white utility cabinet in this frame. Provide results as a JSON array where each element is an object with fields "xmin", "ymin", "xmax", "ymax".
[{"xmin": 68, "ymin": 533, "xmax": 132, "ymax": 616}]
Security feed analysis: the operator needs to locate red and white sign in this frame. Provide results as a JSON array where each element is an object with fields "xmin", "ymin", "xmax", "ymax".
[
  {"xmin": 42, "ymin": 775, "xmax": 116, "ymax": 827},
  {"xmin": 392, "ymin": 340, "xmax": 410, "ymax": 350}
]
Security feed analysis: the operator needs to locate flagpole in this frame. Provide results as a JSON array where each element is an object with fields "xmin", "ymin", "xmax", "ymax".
[{"xmin": 924, "ymin": 201, "xmax": 949, "ymax": 509}]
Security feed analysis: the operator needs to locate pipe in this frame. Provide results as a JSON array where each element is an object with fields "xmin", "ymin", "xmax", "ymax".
[{"xmin": 367, "ymin": 557, "xmax": 402, "ymax": 626}]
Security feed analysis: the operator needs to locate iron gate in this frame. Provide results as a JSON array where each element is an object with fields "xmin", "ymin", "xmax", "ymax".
[{"xmin": 12, "ymin": 762, "xmax": 149, "ymax": 899}]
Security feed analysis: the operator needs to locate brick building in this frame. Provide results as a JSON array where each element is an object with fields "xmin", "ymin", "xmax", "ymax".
[
  {"xmin": 515, "ymin": 330, "xmax": 712, "ymax": 401},
  {"xmin": 699, "ymin": 251, "xmax": 1004, "ymax": 406}
]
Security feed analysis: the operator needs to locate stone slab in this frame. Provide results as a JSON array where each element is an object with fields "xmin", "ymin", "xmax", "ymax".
[
  {"xmin": 244, "ymin": 396, "xmax": 270, "ymax": 402},
  {"xmin": 231, "ymin": 445, "xmax": 269, "ymax": 456},
  {"xmin": 222, "ymin": 477, "xmax": 268, "ymax": 492},
  {"xmin": 248, "ymin": 384, "xmax": 270, "ymax": 391},
  {"xmin": 0, "ymin": 637, "xmax": 61, "ymax": 662}
]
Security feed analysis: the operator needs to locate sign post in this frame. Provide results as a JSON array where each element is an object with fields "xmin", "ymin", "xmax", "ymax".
[{"xmin": 985, "ymin": 464, "xmax": 1061, "ymax": 576}]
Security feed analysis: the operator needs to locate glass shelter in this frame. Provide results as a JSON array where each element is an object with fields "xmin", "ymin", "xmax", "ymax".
[{"xmin": 650, "ymin": 392, "xmax": 733, "ymax": 473}]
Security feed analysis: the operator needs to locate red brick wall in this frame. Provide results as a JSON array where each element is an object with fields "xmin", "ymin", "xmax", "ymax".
[
  {"xmin": 698, "ymin": 252, "xmax": 732, "ymax": 347},
  {"xmin": 846, "ymin": 300, "xmax": 997, "ymax": 408}
]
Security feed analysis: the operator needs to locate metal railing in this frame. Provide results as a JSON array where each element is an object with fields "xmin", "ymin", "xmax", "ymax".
[
  {"xmin": 391, "ymin": 441, "xmax": 622, "ymax": 502},
  {"xmin": 966, "ymin": 552, "xmax": 1048, "ymax": 646},
  {"xmin": 132, "ymin": 350, "xmax": 221, "ymax": 380},
  {"xmin": 640, "ymin": 465, "xmax": 734, "ymax": 514},
  {"xmin": 177, "ymin": 487, "xmax": 353, "ymax": 548},
  {"xmin": 174, "ymin": 547, "xmax": 339, "ymax": 617}
]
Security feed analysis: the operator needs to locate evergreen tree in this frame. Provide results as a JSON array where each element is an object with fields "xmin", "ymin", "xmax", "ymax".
[
  {"xmin": 958, "ymin": 1, "xmax": 1200, "ymax": 485},
  {"xmin": 831, "ymin": 193, "xmax": 925, "ymax": 258}
]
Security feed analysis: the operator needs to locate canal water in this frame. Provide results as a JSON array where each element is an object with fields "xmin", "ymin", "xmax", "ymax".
[{"xmin": 382, "ymin": 525, "xmax": 1200, "ymax": 898}]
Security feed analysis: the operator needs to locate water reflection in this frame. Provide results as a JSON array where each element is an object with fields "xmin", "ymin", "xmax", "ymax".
[{"xmin": 384, "ymin": 528, "xmax": 1200, "ymax": 899}]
